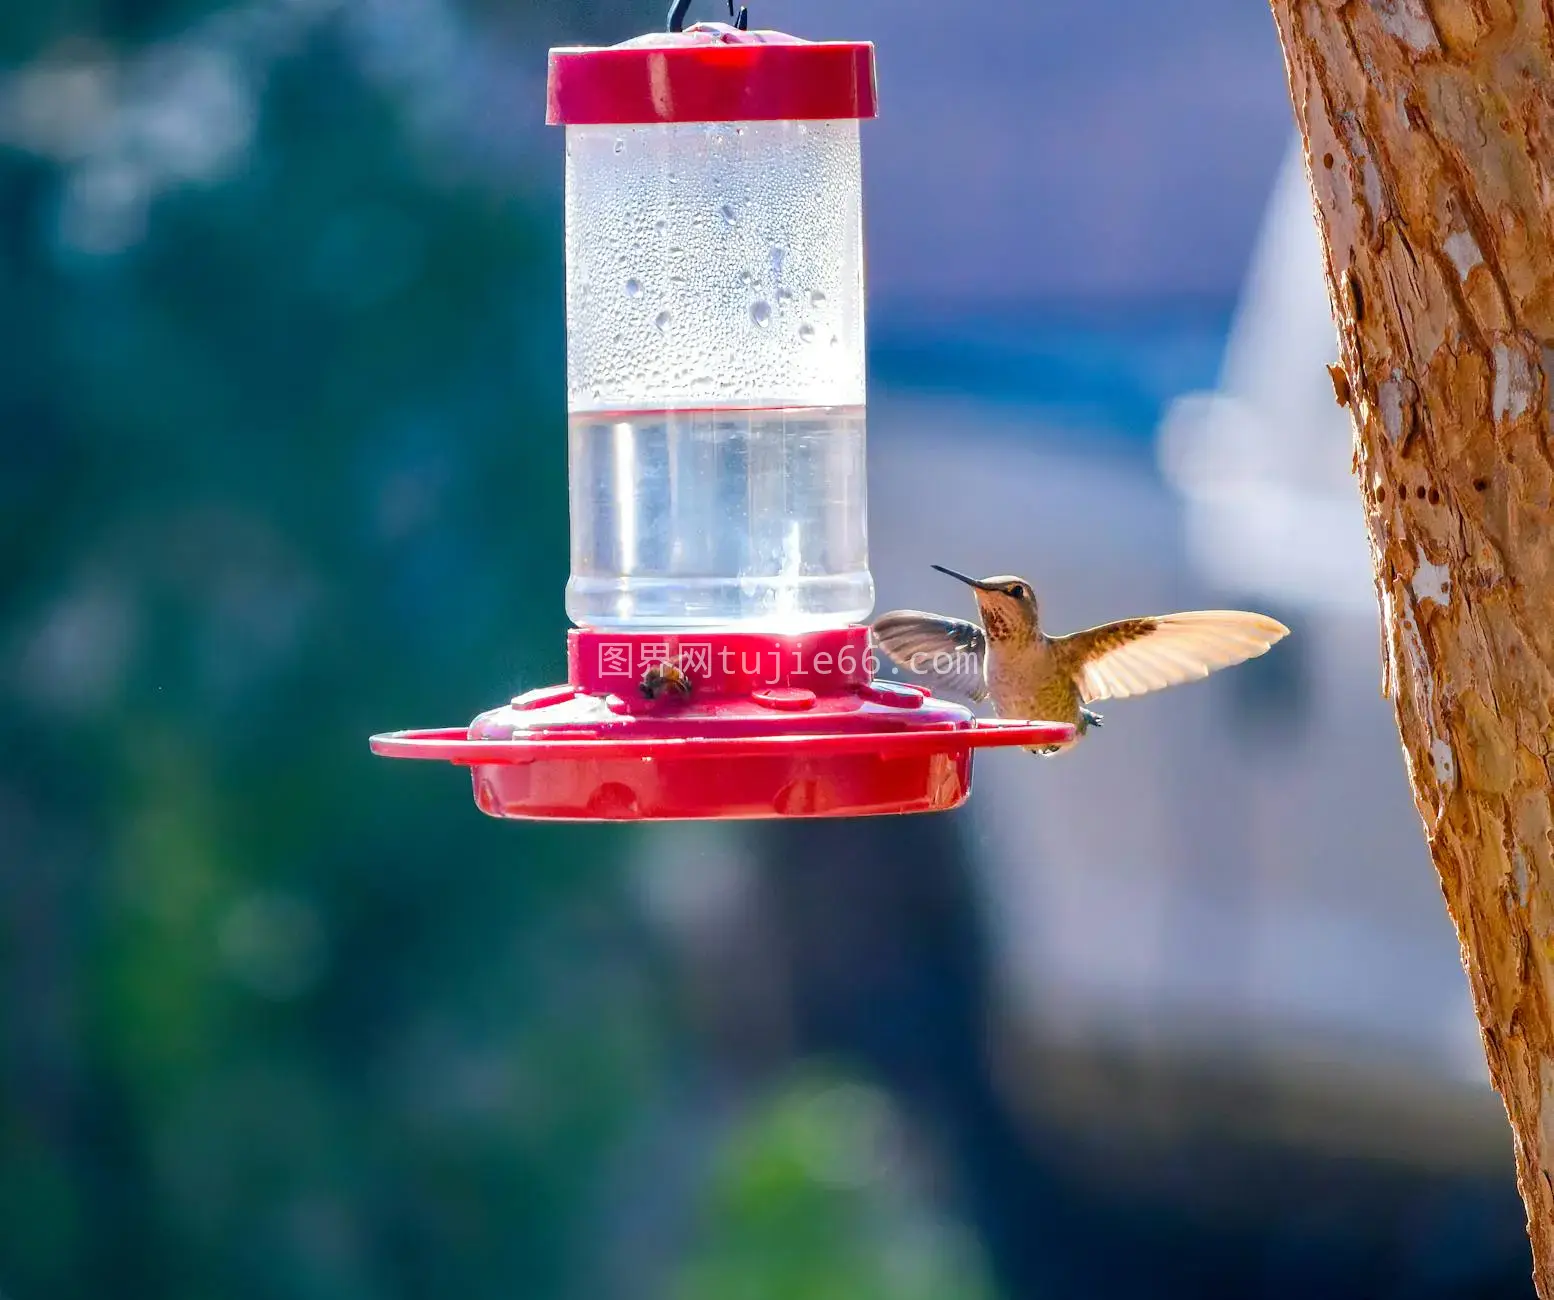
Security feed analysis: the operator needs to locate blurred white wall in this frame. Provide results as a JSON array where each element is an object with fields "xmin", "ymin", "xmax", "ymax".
[
  {"xmin": 1158, "ymin": 134, "xmax": 1376, "ymax": 614},
  {"xmin": 864, "ymin": 128, "xmax": 1487, "ymax": 1100}
]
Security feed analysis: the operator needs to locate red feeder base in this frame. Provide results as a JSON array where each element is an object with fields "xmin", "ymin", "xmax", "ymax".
[{"xmin": 370, "ymin": 628, "xmax": 1073, "ymax": 822}]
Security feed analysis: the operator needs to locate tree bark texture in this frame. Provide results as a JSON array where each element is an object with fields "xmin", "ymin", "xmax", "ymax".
[{"xmin": 1269, "ymin": 1, "xmax": 1554, "ymax": 1290}]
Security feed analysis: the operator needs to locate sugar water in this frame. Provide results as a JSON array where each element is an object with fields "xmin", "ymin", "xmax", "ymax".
[{"xmin": 567, "ymin": 404, "xmax": 870, "ymax": 629}]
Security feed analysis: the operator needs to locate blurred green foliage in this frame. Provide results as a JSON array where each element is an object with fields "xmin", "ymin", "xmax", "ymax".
[
  {"xmin": 0, "ymin": 0, "xmax": 654, "ymax": 1293},
  {"xmin": 673, "ymin": 1069, "xmax": 999, "ymax": 1300}
]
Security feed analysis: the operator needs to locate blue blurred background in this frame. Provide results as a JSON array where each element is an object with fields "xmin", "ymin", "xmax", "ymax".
[{"xmin": 0, "ymin": 0, "xmax": 1536, "ymax": 1296}]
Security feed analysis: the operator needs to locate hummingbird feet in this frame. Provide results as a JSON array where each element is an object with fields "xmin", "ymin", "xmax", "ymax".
[{"xmin": 1027, "ymin": 711, "xmax": 1102, "ymax": 756}]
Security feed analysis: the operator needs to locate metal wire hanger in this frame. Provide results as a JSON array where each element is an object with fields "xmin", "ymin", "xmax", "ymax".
[{"xmin": 669, "ymin": 0, "xmax": 749, "ymax": 32}]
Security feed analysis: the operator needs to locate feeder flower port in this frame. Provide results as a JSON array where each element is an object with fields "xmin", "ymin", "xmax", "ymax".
[{"xmin": 368, "ymin": 14, "xmax": 1074, "ymax": 821}]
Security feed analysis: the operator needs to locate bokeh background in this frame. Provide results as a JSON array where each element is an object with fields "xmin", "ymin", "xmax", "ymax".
[{"xmin": 0, "ymin": 0, "xmax": 1536, "ymax": 1296}]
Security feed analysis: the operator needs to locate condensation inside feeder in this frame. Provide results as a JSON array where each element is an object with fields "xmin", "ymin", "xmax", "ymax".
[{"xmin": 563, "ymin": 118, "xmax": 873, "ymax": 630}]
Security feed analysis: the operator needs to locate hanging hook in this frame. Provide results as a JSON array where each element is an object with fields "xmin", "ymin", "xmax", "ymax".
[{"xmin": 668, "ymin": 0, "xmax": 747, "ymax": 32}]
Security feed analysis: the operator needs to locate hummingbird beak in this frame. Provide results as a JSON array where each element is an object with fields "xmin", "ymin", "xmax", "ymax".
[{"xmin": 931, "ymin": 564, "xmax": 997, "ymax": 592}]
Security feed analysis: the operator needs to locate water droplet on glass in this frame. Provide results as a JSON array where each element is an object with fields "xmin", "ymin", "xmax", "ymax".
[
  {"xmin": 770, "ymin": 246, "xmax": 786, "ymax": 276},
  {"xmin": 654, "ymin": 218, "xmax": 668, "ymax": 234},
  {"xmin": 829, "ymin": 335, "xmax": 840, "ymax": 347},
  {"xmin": 721, "ymin": 203, "xmax": 737, "ymax": 224},
  {"xmin": 614, "ymin": 138, "xmax": 625, "ymax": 154},
  {"xmin": 776, "ymin": 287, "xmax": 794, "ymax": 303},
  {"xmin": 669, "ymin": 274, "xmax": 687, "ymax": 286},
  {"xmin": 738, "ymin": 271, "xmax": 754, "ymax": 287},
  {"xmin": 625, "ymin": 279, "xmax": 642, "ymax": 298},
  {"xmin": 655, "ymin": 311, "xmax": 671, "ymax": 332},
  {"xmin": 799, "ymin": 323, "xmax": 816, "ymax": 343},
  {"xmin": 810, "ymin": 290, "xmax": 827, "ymax": 307},
  {"xmin": 750, "ymin": 301, "xmax": 772, "ymax": 327}
]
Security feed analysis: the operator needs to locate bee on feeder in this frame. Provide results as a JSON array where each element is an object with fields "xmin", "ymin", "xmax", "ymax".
[{"xmin": 639, "ymin": 660, "xmax": 694, "ymax": 701}]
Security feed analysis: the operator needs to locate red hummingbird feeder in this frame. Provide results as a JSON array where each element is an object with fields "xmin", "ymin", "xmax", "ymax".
[{"xmin": 368, "ymin": 10, "xmax": 1073, "ymax": 821}]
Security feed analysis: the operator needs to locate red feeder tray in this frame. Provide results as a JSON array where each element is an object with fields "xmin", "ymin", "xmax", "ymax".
[{"xmin": 370, "ymin": 629, "xmax": 1074, "ymax": 822}]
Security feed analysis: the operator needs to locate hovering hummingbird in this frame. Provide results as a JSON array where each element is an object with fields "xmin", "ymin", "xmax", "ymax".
[{"xmin": 871, "ymin": 566, "xmax": 1290, "ymax": 755}]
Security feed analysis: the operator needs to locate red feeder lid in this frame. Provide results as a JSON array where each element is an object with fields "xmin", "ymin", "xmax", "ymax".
[
  {"xmin": 370, "ymin": 628, "xmax": 1075, "ymax": 823},
  {"xmin": 547, "ymin": 23, "xmax": 877, "ymax": 126}
]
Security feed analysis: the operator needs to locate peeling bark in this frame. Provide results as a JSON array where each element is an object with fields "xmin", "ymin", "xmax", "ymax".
[{"xmin": 1268, "ymin": 0, "xmax": 1554, "ymax": 1290}]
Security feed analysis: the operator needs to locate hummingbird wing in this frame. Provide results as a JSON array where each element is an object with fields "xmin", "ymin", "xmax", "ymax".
[
  {"xmin": 870, "ymin": 610, "xmax": 988, "ymax": 702},
  {"xmin": 1059, "ymin": 611, "xmax": 1290, "ymax": 703}
]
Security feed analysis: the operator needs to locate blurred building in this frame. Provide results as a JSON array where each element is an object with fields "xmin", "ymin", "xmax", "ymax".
[{"xmin": 863, "ymin": 128, "xmax": 1494, "ymax": 1132}]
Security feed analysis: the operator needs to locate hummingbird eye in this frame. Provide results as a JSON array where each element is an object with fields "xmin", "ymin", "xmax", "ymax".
[{"xmin": 1007, "ymin": 584, "xmax": 1026, "ymax": 599}]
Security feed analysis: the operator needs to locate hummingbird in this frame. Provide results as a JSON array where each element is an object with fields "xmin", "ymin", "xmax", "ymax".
[{"xmin": 871, "ymin": 566, "xmax": 1290, "ymax": 755}]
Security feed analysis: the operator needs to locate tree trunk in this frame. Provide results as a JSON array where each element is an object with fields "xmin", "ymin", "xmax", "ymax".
[{"xmin": 1268, "ymin": 2, "xmax": 1554, "ymax": 1291}]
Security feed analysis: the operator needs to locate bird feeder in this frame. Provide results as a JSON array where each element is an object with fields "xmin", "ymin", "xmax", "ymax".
[{"xmin": 368, "ymin": 14, "xmax": 1073, "ymax": 821}]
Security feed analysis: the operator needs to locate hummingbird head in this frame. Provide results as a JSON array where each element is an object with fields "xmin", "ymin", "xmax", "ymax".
[{"xmin": 931, "ymin": 566, "xmax": 1039, "ymax": 641}]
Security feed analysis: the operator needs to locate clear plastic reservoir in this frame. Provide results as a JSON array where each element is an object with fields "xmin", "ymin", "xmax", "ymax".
[{"xmin": 563, "ymin": 117, "xmax": 871, "ymax": 630}]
